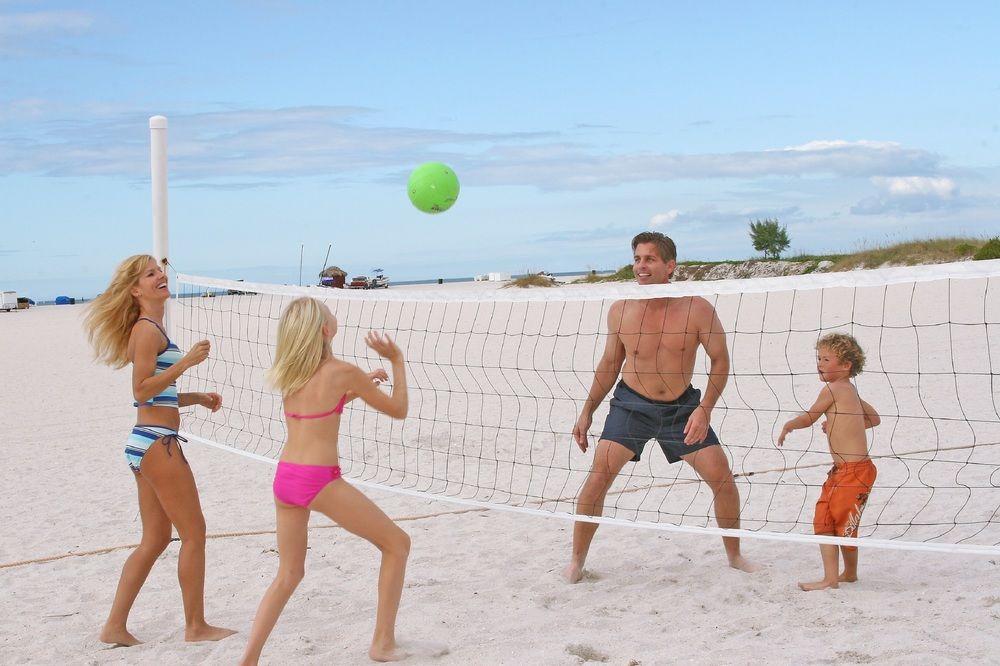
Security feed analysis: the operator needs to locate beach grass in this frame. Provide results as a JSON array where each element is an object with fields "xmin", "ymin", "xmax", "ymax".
[
  {"xmin": 591, "ymin": 265, "xmax": 634, "ymax": 282},
  {"xmin": 828, "ymin": 236, "xmax": 986, "ymax": 270},
  {"xmin": 593, "ymin": 236, "xmax": 988, "ymax": 282},
  {"xmin": 503, "ymin": 274, "xmax": 558, "ymax": 288}
]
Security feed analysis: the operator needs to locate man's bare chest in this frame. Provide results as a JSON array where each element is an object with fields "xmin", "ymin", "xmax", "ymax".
[{"xmin": 618, "ymin": 305, "xmax": 699, "ymax": 355}]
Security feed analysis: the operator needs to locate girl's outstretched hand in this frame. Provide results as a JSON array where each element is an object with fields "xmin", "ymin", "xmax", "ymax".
[
  {"xmin": 368, "ymin": 368, "xmax": 389, "ymax": 384},
  {"xmin": 777, "ymin": 421, "xmax": 793, "ymax": 446},
  {"xmin": 365, "ymin": 331, "xmax": 402, "ymax": 362}
]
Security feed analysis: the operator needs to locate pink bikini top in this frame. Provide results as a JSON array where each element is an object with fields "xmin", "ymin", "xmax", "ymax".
[{"xmin": 284, "ymin": 394, "xmax": 347, "ymax": 420}]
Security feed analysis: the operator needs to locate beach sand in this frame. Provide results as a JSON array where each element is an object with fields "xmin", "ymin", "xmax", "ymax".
[{"xmin": 1, "ymin": 293, "xmax": 999, "ymax": 664}]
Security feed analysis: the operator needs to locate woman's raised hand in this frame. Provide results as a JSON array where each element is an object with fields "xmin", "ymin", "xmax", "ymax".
[
  {"xmin": 183, "ymin": 340, "xmax": 211, "ymax": 369},
  {"xmin": 365, "ymin": 332, "xmax": 402, "ymax": 362}
]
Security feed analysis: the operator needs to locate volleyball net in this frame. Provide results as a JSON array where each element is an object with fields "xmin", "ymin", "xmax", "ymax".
[{"xmin": 170, "ymin": 261, "xmax": 1000, "ymax": 554}]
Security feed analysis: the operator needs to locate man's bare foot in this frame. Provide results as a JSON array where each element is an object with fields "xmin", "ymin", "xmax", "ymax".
[
  {"xmin": 562, "ymin": 562, "xmax": 585, "ymax": 584},
  {"xmin": 838, "ymin": 571, "xmax": 858, "ymax": 583},
  {"xmin": 185, "ymin": 623, "xmax": 237, "ymax": 642},
  {"xmin": 99, "ymin": 626, "xmax": 142, "ymax": 647},
  {"xmin": 798, "ymin": 579, "xmax": 839, "ymax": 591},
  {"xmin": 727, "ymin": 554, "xmax": 762, "ymax": 573}
]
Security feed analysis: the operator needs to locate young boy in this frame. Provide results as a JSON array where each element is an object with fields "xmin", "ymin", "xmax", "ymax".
[{"xmin": 778, "ymin": 333, "xmax": 881, "ymax": 591}]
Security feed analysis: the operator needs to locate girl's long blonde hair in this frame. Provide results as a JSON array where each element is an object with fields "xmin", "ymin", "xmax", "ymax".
[
  {"xmin": 83, "ymin": 254, "xmax": 156, "ymax": 368},
  {"xmin": 267, "ymin": 297, "xmax": 330, "ymax": 396}
]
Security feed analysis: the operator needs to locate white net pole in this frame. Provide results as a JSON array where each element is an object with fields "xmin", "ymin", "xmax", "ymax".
[
  {"xmin": 149, "ymin": 115, "xmax": 169, "ymax": 267},
  {"xmin": 149, "ymin": 115, "xmax": 170, "ymax": 327}
]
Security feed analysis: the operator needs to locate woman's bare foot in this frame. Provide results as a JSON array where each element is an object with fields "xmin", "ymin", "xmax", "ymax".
[
  {"xmin": 370, "ymin": 640, "xmax": 448, "ymax": 662},
  {"xmin": 99, "ymin": 625, "xmax": 142, "ymax": 647},
  {"xmin": 727, "ymin": 554, "xmax": 762, "ymax": 573},
  {"xmin": 838, "ymin": 571, "xmax": 858, "ymax": 583},
  {"xmin": 185, "ymin": 623, "xmax": 237, "ymax": 642},
  {"xmin": 562, "ymin": 562, "xmax": 585, "ymax": 584},
  {"xmin": 798, "ymin": 579, "xmax": 839, "ymax": 591},
  {"xmin": 369, "ymin": 640, "xmax": 408, "ymax": 662}
]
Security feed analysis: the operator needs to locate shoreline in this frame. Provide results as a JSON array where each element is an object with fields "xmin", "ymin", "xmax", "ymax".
[
  {"xmin": 7, "ymin": 249, "xmax": 998, "ymax": 305},
  {"xmin": 0, "ymin": 269, "xmax": 618, "ymax": 306}
]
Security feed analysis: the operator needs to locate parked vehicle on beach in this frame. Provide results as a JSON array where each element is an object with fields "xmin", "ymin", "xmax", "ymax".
[
  {"xmin": 344, "ymin": 271, "xmax": 389, "ymax": 290},
  {"xmin": 473, "ymin": 272, "xmax": 511, "ymax": 282},
  {"xmin": 348, "ymin": 276, "xmax": 370, "ymax": 289},
  {"xmin": 369, "ymin": 267, "xmax": 389, "ymax": 289},
  {"xmin": 226, "ymin": 279, "xmax": 249, "ymax": 295},
  {"xmin": 1, "ymin": 291, "xmax": 17, "ymax": 312}
]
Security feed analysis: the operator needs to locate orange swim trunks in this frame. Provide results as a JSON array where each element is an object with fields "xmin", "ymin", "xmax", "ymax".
[{"xmin": 813, "ymin": 459, "xmax": 877, "ymax": 549}]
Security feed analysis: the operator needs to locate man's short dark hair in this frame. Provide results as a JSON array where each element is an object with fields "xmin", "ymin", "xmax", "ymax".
[{"xmin": 631, "ymin": 232, "xmax": 677, "ymax": 263}]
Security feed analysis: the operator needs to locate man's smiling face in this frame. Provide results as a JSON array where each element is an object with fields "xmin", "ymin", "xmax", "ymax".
[{"xmin": 633, "ymin": 242, "xmax": 676, "ymax": 285}]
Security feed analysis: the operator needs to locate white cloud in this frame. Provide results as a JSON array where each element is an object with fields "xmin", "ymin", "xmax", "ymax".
[
  {"xmin": 464, "ymin": 140, "xmax": 940, "ymax": 190},
  {"xmin": 782, "ymin": 139, "xmax": 898, "ymax": 152},
  {"xmin": 0, "ymin": 106, "xmax": 551, "ymax": 182},
  {"xmin": 851, "ymin": 176, "xmax": 961, "ymax": 215},
  {"xmin": 0, "ymin": 98, "xmax": 47, "ymax": 121},
  {"xmin": 872, "ymin": 176, "xmax": 957, "ymax": 198},
  {"xmin": 650, "ymin": 210, "xmax": 680, "ymax": 227},
  {"xmin": 530, "ymin": 206, "xmax": 808, "ymax": 262},
  {"xmin": 0, "ymin": 106, "xmax": 945, "ymax": 193},
  {"xmin": 0, "ymin": 10, "xmax": 92, "ymax": 37},
  {"xmin": 0, "ymin": 10, "xmax": 95, "ymax": 57}
]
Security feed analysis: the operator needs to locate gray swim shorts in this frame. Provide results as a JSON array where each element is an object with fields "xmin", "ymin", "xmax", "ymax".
[{"xmin": 599, "ymin": 381, "xmax": 720, "ymax": 463}]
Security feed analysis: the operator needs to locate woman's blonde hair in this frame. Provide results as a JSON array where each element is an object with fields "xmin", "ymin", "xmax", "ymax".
[
  {"xmin": 83, "ymin": 254, "xmax": 156, "ymax": 368},
  {"xmin": 267, "ymin": 296, "xmax": 330, "ymax": 396}
]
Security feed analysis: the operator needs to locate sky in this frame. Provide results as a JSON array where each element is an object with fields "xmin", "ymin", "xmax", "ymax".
[{"xmin": 1, "ymin": 1, "xmax": 998, "ymax": 300}]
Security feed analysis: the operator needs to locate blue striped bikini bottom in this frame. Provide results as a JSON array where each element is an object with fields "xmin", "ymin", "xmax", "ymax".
[{"xmin": 125, "ymin": 425, "xmax": 188, "ymax": 472}]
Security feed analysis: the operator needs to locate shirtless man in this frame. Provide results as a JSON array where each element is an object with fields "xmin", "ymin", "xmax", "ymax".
[{"xmin": 564, "ymin": 231, "xmax": 757, "ymax": 583}]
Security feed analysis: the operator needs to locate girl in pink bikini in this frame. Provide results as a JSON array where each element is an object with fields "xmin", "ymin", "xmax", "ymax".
[{"xmin": 240, "ymin": 296, "xmax": 413, "ymax": 664}]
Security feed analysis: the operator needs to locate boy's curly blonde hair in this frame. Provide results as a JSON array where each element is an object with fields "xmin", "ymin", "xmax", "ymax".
[{"xmin": 816, "ymin": 332, "xmax": 865, "ymax": 377}]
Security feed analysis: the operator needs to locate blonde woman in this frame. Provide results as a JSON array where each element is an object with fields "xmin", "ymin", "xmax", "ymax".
[
  {"xmin": 84, "ymin": 255, "xmax": 235, "ymax": 646},
  {"xmin": 240, "ymin": 297, "xmax": 419, "ymax": 665}
]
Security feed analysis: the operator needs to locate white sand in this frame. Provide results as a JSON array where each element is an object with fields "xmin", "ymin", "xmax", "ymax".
[{"xmin": 1, "ymin": 295, "xmax": 999, "ymax": 665}]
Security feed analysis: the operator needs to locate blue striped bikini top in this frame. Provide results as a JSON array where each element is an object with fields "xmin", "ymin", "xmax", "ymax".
[{"xmin": 133, "ymin": 317, "xmax": 181, "ymax": 409}]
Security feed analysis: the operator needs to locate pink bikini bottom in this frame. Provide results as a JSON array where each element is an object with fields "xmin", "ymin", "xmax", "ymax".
[{"xmin": 273, "ymin": 461, "xmax": 342, "ymax": 507}]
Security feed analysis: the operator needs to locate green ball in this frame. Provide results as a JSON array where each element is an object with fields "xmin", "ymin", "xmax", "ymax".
[{"xmin": 407, "ymin": 162, "xmax": 460, "ymax": 214}]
